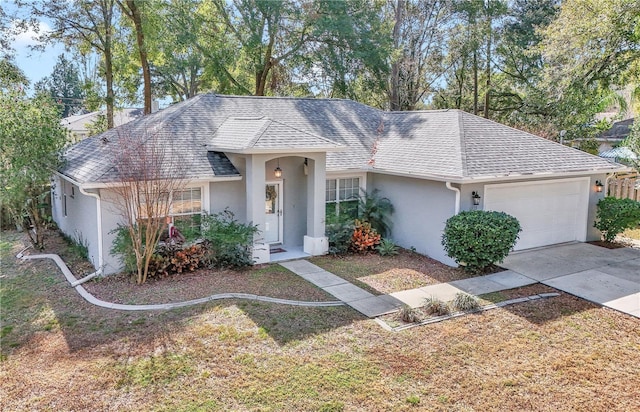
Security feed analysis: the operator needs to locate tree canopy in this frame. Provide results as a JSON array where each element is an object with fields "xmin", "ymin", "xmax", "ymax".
[{"xmin": 10, "ymin": 0, "xmax": 640, "ymax": 144}]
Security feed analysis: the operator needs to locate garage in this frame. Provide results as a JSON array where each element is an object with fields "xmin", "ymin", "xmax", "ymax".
[{"xmin": 483, "ymin": 178, "xmax": 590, "ymax": 250}]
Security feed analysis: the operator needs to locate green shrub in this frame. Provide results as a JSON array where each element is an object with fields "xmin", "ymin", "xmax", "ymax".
[
  {"xmin": 110, "ymin": 225, "xmax": 138, "ymax": 273},
  {"xmin": 442, "ymin": 210, "xmax": 521, "ymax": 274},
  {"xmin": 201, "ymin": 209, "xmax": 259, "ymax": 268},
  {"xmin": 376, "ymin": 238, "xmax": 399, "ymax": 256},
  {"xmin": 325, "ymin": 213, "xmax": 355, "ymax": 255},
  {"xmin": 452, "ymin": 292, "xmax": 480, "ymax": 312},
  {"xmin": 358, "ymin": 189, "xmax": 394, "ymax": 237},
  {"xmin": 594, "ymin": 197, "xmax": 640, "ymax": 242}
]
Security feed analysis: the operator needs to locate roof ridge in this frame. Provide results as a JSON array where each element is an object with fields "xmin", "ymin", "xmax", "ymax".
[
  {"xmin": 267, "ymin": 117, "xmax": 341, "ymax": 146},
  {"xmin": 212, "ymin": 92, "xmax": 355, "ymax": 103},
  {"xmin": 247, "ymin": 118, "xmax": 272, "ymax": 148}
]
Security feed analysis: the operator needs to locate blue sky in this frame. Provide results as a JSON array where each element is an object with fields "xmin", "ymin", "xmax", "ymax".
[{"xmin": 5, "ymin": 2, "xmax": 65, "ymax": 91}]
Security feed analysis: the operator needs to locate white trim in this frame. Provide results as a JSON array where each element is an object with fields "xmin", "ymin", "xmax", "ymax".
[
  {"xmin": 53, "ymin": 172, "xmax": 243, "ymax": 190},
  {"xmin": 329, "ymin": 167, "xmax": 627, "ymax": 185}
]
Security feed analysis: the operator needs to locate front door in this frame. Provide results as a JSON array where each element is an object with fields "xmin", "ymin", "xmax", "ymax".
[{"xmin": 264, "ymin": 182, "xmax": 283, "ymax": 244}]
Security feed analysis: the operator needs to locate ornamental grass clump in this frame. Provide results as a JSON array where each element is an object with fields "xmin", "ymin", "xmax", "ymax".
[
  {"xmin": 423, "ymin": 296, "xmax": 450, "ymax": 316},
  {"xmin": 452, "ymin": 292, "xmax": 480, "ymax": 312},
  {"xmin": 442, "ymin": 210, "xmax": 521, "ymax": 274},
  {"xmin": 398, "ymin": 305, "xmax": 422, "ymax": 323}
]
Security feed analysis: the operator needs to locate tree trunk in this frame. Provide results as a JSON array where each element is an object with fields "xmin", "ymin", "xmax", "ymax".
[
  {"xmin": 473, "ymin": 50, "xmax": 478, "ymax": 115},
  {"xmin": 121, "ymin": 0, "xmax": 152, "ymax": 114},
  {"xmin": 389, "ymin": 0, "xmax": 405, "ymax": 111},
  {"xmin": 104, "ymin": 20, "xmax": 115, "ymax": 129},
  {"xmin": 484, "ymin": 16, "xmax": 492, "ymax": 119}
]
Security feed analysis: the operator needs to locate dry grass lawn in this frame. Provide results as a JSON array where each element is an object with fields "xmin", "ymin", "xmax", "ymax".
[{"xmin": 2, "ymin": 230, "xmax": 640, "ymax": 411}]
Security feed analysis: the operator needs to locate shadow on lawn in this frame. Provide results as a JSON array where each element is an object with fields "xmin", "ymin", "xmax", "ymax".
[
  {"xmin": 476, "ymin": 284, "xmax": 598, "ymax": 326},
  {"xmin": 1, "ymin": 255, "xmax": 363, "ymax": 357}
]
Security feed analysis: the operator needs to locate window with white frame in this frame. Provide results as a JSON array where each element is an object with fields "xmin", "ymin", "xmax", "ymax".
[
  {"xmin": 170, "ymin": 187, "xmax": 203, "ymax": 235},
  {"xmin": 326, "ymin": 177, "xmax": 360, "ymax": 219}
]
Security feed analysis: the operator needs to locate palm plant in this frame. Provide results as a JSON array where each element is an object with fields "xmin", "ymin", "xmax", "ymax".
[{"xmin": 358, "ymin": 189, "xmax": 394, "ymax": 237}]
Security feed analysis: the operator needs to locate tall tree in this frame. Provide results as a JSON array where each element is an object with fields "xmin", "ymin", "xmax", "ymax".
[
  {"xmin": 536, "ymin": 0, "xmax": 640, "ymax": 141},
  {"xmin": 117, "ymin": 0, "xmax": 152, "ymax": 114},
  {"xmin": 34, "ymin": 54, "xmax": 85, "ymax": 117},
  {"xmin": 387, "ymin": 0, "xmax": 453, "ymax": 111},
  {"xmin": 0, "ymin": 90, "xmax": 67, "ymax": 248},
  {"xmin": 27, "ymin": 0, "xmax": 120, "ymax": 128}
]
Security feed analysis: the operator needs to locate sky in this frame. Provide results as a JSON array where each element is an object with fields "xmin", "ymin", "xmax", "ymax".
[
  {"xmin": 4, "ymin": 1, "xmax": 65, "ymax": 92},
  {"xmin": 13, "ymin": 20, "xmax": 66, "ymax": 89}
]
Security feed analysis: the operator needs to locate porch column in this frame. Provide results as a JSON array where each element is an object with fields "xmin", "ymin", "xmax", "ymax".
[
  {"xmin": 304, "ymin": 154, "xmax": 329, "ymax": 255},
  {"xmin": 246, "ymin": 155, "xmax": 269, "ymax": 263}
]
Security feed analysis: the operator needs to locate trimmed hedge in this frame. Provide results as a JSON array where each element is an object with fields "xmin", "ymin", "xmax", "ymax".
[
  {"xmin": 594, "ymin": 197, "xmax": 640, "ymax": 242},
  {"xmin": 442, "ymin": 210, "xmax": 521, "ymax": 273}
]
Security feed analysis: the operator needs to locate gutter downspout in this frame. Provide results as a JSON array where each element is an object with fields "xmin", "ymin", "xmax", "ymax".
[
  {"xmin": 78, "ymin": 186, "xmax": 104, "ymax": 280},
  {"xmin": 446, "ymin": 182, "xmax": 461, "ymax": 215}
]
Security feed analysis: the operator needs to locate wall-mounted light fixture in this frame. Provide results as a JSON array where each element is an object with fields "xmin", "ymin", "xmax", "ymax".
[
  {"xmin": 303, "ymin": 158, "xmax": 308, "ymax": 176},
  {"xmin": 472, "ymin": 191, "xmax": 481, "ymax": 206},
  {"xmin": 274, "ymin": 159, "xmax": 282, "ymax": 178},
  {"xmin": 595, "ymin": 180, "xmax": 604, "ymax": 193}
]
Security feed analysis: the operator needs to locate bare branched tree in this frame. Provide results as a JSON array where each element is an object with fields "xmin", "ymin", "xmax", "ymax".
[{"xmin": 107, "ymin": 126, "xmax": 188, "ymax": 284}]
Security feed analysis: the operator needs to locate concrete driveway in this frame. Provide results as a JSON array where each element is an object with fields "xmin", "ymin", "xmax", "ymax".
[{"xmin": 502, "ymin": 243, "xmax": 640, "ymax": 318}]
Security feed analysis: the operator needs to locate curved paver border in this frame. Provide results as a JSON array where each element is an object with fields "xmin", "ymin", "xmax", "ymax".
[{"xmin": 16, "ymin": 253, "xmax": 345, "ymax": 311}]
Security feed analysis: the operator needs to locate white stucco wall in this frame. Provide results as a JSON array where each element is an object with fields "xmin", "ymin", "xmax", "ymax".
[
  {"xmin": 266, "ymin": 157, "xmax": 308, "ymax": 248},
  {"xmin": 51, "ymin": 176, "xmax": 100, "ymax": 270},
  {"xmin": 369, "ymin": 173, "xmax": 457, "ymax": 266},
  {"xmin": 98, "ymin": 188, "xmax": 129, "ymax": 275}
]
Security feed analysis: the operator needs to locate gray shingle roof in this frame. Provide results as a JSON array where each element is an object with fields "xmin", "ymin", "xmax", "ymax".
[
  {"xmin": 60, "ymin": 94, "xmax": 624, "ymax": 185},
  {"xmin": 207, "ymin": 116, "xmax": 343, "ymax": 152}
]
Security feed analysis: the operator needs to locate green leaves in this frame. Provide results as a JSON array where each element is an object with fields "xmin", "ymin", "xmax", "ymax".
[
  {"xmin": 442, "ymin": 210, "xmax": 521, "ymax": 274},
  {"xmin": 594, "ymin": 197, "xmax": 640, "ymax": 242},
  {"xmin": 0, "ymin": 90, "xmax": 67, "ymax": 248}
]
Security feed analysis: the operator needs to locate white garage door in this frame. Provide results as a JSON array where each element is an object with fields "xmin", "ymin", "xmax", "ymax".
[{"xmin": 484, "ymin": 178, "xmax": 590, "ymax": 250}]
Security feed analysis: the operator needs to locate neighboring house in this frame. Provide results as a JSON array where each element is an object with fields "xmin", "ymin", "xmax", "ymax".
[
  {"xmin": 52, "ymin": 94, "xmax": 626, "ymax": 275},
  {"xmin": 60, "ymin": 108, "xmax": 144, "ymax": 141},
  {"xmin": 595, "ymin": 118, "xmax": 635, "ymax": 154}
]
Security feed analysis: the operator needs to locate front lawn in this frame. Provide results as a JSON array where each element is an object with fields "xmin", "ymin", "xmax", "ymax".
[
  {"xmin": 310, "ymin": 250, "xmax": 474, "ymax": 295},
  {"xmin": 2, "ymin": 230, "xmax": 640, "ymax": 411}
]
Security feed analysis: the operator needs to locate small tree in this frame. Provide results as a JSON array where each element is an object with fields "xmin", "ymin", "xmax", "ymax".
[
  {"xmin": 107, "ymin": 126, "xmax": 187, "ymax": 284},
  {"xmin": 0, "ymin": 90, "xmax": 67, "ymax": 249}
]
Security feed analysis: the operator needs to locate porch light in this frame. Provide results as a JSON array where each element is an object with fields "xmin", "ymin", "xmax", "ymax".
[
  {"xmin": 595, "ymin": 180, "xmax": 604, "ymax": 193},
  {"xmin": 274, "ymin": 159, "xmax": 282, "ymax": 178},
  {"xmin": 472, "ymin": 191, "xmax": 481, "ymax": 206}
]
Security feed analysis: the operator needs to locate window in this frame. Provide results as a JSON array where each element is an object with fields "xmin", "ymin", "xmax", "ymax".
[
  {"xmin": 326, "ymin": 177, "xmax": 360, "ymax": 219},
  {"xmin": 171, "ymin": 187, "xmax": 203, "ymax": 236}
]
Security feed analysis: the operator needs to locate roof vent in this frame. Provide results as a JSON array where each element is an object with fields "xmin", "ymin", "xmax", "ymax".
[{"xmin": 101, "ymin": 136, "xmax": 109, "ymax": 144}]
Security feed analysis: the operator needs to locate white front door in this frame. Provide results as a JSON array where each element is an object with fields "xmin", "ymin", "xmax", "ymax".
[{"xmin": 264, "ymin": 182, "xmax": 283, "ymax": 244}]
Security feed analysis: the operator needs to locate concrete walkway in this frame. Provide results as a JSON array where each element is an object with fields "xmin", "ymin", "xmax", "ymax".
[
  {"xmin": 279, "ymin": 260, "xmax": 403, "ymax": 317},
  {"xmin": 502, "ymin": 243, "xmax": 640, "ymax": 318},
  {"xmin": 389, "ymin": 270, "xmax": 536, "ymax": 308}
]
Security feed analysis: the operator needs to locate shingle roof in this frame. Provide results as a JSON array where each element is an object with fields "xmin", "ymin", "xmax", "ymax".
[
  {"xmin": 207, "ymin": 116, "xmax": 343, "ymax": 152},
  {"xmin": 60, "ymin": 94, "xmax": 625, "ymax": 185}
]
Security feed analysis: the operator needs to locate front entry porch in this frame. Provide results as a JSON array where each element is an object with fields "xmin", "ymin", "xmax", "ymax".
[{"xmin": 245, "ymin": 153, "xmax": 330, "ymax": 264}]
